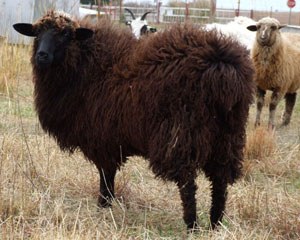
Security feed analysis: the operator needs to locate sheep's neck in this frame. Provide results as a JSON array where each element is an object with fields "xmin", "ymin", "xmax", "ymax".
[
  {"xmin": 257, "ymin": 45, "xmax": 281, "ymax": 66},
  {"xmin": 253, "ymin": 42, "xmax": 284, "ymax": 90}
]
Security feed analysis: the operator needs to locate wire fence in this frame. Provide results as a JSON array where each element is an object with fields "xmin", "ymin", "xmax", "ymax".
[{"xmin": 82, "ymin": 4, "xmax": 300, "ymax": 26}]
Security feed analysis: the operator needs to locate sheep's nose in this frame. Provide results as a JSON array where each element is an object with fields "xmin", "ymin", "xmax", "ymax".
[
  {"xmin": 37, "ymin": 51, "xmax": 49, "ymax": 60},
  {"xmin": 36, "ymin": 50, "xmax": 52, "ymax": 67},
  {"xmin": 260, "ymin": 31, "xmax": 268, "ymax": 40},
  {"xmin": 259, "ymin": 35, "xmax": 268, "ymax": 43}
]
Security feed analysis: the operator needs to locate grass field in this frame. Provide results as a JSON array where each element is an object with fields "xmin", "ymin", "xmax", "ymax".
[{"xmin": 0, "ymin": 40, "xmax": 299, "ymax": 239}]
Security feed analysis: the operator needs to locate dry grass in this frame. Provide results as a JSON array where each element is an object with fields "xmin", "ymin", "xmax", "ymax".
[
  {"xmin": 0, "ymin": 41, "xmax": 299, "ymax": 239},
  {"xmin": 0, "ymin": 39, "xmax": 31, "ymax": 97}
]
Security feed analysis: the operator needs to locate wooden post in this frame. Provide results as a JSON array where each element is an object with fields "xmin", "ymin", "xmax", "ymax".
[
  {"xmin": 156, "ymin": 1, "xmax": 161, "ymax": 24},
  {"xmin": 210, "ymin": 0, "xmax": 216, "ymax": 21},
  {"xmin": 289, "ymin": 8, "xmax": 292, "ymax": 24},
  {"xmin": 185, "ymin": 0, "xmax": 189, "ymax": 22},
  {"xmin": 119, "ymin": 0, "xmax": 123, "ymax": 23},
  {"xmin": 97, "ymin": 0, "xmax": 101, "ymax": 20}
]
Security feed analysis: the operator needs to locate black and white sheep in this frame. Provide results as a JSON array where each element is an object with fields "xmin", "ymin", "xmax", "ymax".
[
  {"xmin": 13, "ymin": 10, "xmax": 255, "ymax": 230},
  {"xmin": 124, "ymin": 8, "xmax": 157, "ymax": 38},
  {"xmin": 247, "ymin": 17, "xmax": 300, "ymax": 129}
]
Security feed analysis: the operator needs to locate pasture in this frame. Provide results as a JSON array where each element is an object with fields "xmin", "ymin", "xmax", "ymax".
[{"xmin": 0, "ymin": 38, "xmax": 299, "ymax": 239}]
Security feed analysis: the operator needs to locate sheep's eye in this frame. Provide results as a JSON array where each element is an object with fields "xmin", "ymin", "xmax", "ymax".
[
  {"xmin": 35, "ymin": 32, "xmax": 42, "ymax": 41},
  {"xmin": 271, "ymin": 26, "xmax": 277, "ymax": 30},
  {"xmin": 61, "ymin": 29, "xmax": 70, "ymax": 38},
  {"xmin": 257, "ymin": 25, "xmax": 261, "ymax": 30}
]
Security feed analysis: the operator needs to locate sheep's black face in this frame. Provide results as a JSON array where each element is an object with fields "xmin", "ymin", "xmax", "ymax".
[
  {"xmin": 34, "ymin": 28, "xmax": 72, "ymax": 68},
  {"xmin": 13, "ymin": 23, "xmax": 94, "ymax": 68}
]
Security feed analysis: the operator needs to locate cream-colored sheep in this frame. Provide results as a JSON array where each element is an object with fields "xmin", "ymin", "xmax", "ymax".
[
  {"xmin": 283, "ymin": 32, "xmax": 300, "ymax": 48},
  {"xmin": 247, "ymin": 17, "xmax": 300, "ymax": 129}
]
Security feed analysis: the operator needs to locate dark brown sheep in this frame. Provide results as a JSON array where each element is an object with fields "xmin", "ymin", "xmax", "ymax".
[{"xmin": 13, "ymin": 10, "xmax": 255, "ymax": 230}]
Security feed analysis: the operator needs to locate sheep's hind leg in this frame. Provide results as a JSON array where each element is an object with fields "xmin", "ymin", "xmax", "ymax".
[
  {"xmin": 281, "ymin": 92, "xmax": 297, "ymax": 127},
  {"xmin": 269, "ymin": 90, "xmax": 282, "ymax": 130},
  {"xmin": 98, "ymin": 166, "xmax": 117, "ymax": 207},
  {"xmin": 255, "ymin": 87, "xmax": 266, "ymax": 127},
  {"xmin": 177, "ymin": 179, "xmax": 198, "ymax": 230},
  {"xmin": 210, "ymin": 177, "xmax": 228, "ymax": 229}
]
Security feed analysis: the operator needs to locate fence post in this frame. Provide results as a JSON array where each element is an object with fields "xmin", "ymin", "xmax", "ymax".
[
  {"xmin": 236, "ymin": 0, "xmax": 240, "ymax": 16},
  {"xmin": 156, "ymin": 1, "xmax": 161, "ymax": 24},
  {"xmin": 119, "ymin": 0, "xmax": 123, "ymax": 23},
  {"xmin": 97, "ymin": 0, "xmax": 101, "ymax": 20},
  {"xmin": 210, "ymin": 0, "xmax": 216, "ymax": 22},
  {"xmin": 185, "ymin": 1, "xmax": 189, "ymax": 22}
]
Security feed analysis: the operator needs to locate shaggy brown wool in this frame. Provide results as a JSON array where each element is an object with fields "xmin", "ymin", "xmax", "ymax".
[{"xmin": 16, "ymin": 11, "xmax": 255, "ymax": 230}]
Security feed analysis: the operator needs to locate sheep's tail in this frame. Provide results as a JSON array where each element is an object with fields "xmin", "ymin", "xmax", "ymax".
[{"xmin": 200, "ymin": 34, "xmax": 255, "ymax": 111}]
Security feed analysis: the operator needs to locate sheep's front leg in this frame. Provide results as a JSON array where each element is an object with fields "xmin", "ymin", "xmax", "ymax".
[
  {"xmin": 281, "ymin": 92, "xmax": 297, "ymax": 126},
  {"xmin": 210, "ymin": 177, "xmax": 228, "ymax": 229},
  {"xmin": 177, "ymin": 179, "xmax": 198, "ymax": 230},
  {"xmin": 98, "ymin": 166, "xmax": 117, "ymax": 207},
  {"xmin": 255, "ymin": 87, "xmax": 266, "ymax": 127},
  {"xmin": 269, "ymin": 90, "xmax": 282, "ymax": 129}
]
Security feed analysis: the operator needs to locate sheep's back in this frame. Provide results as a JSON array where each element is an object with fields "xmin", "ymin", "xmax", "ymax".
[
  {"xmin": 120, "ymin": 24, "xmax": 255, "ymax": 179},
  {"xmin": 81, "ymin": 19, "xmax": 137, "ymax": 72},
  {"xmin": 283, "ymin": 32, "xmax": 300, "ymax": 48},
  {"xmin": 131, "ymin": 23, "xmax": 255, "ymax": 112}
]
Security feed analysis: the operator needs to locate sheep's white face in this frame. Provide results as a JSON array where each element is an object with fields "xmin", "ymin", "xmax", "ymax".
[
  {"xmin": 127, "ymin": 17, "xmax": 148, "ymax": 38},
  {"xmin": 247, "ymin": 17, "xmax": 286, "ymax": 47},
  {"xmin": 124, "ymin": 9, "xmax": 157, "ymax": 39},
  {"xmin": 126, "ymin": 17, "xmax": 156, "ymax": 39}
]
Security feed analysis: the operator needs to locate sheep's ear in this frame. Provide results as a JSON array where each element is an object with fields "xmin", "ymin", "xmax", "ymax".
[
  {"xmin": 75, "ymin": 28, "xmax": 94, "ymax": 41},
  {"xmin": 247, "ymin": 25, "xmax": 258, "ymax": 31},
  {"xmin": 13, "ymin": 23, "xmax": 36, "ymax": 37},
  {"xmin": 279, "ymin": 24, "xmax": 287, "ymax": 29}
]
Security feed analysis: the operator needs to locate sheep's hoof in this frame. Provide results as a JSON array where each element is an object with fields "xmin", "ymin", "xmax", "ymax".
[
  {"xmin": 98, "ymin": 196, "xmax": 113, "ymax": 208},
  {"xmin": 187, "ymin": 222, "xmax": 200, "ymax": 233},
  {"xmin": 280, "ymin": 120, "xmax": 290, "ymax": 127},
  {"xmin": 279, "ymin": 122, "xmax": 289, "ymax": 128},
  {"xmin": 210, "ymin": 220, "xmax": 222, "ymax": 231}
]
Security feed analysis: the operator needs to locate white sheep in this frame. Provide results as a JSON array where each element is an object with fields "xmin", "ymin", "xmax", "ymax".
[
  {"xmin": 205, "ymin": 16, "xmax": 256, "ymax": 50},
  {"xmin": 124, "ymin": 8, "xmax": 157, "ymax": 39},
  {"xmin": 247, "ymin": 17, "xmax": 300, "ymax": 129}
]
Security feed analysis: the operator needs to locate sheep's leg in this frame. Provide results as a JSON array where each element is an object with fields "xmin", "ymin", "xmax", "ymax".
[
  {"xmin": 98, "ymin": 167, "xmax": 117, "ymax": 207},
  {"xmin": 255, "ymin": 87, "xmax": 266, "ymax": 127},
  {"xmin": 177, "ymin": 179, "xmax": 198, "ymax": 230},
  {"xmin": 269, "ymin": 90, "xmax": 282, "ymax": 129},
  {"xmin": 210, "ymin": 177, "xmax": 228, "ymax": 229},
  {"xmin": 281, "ymin": 92, "xmax": 297, "ymax": 126}
]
